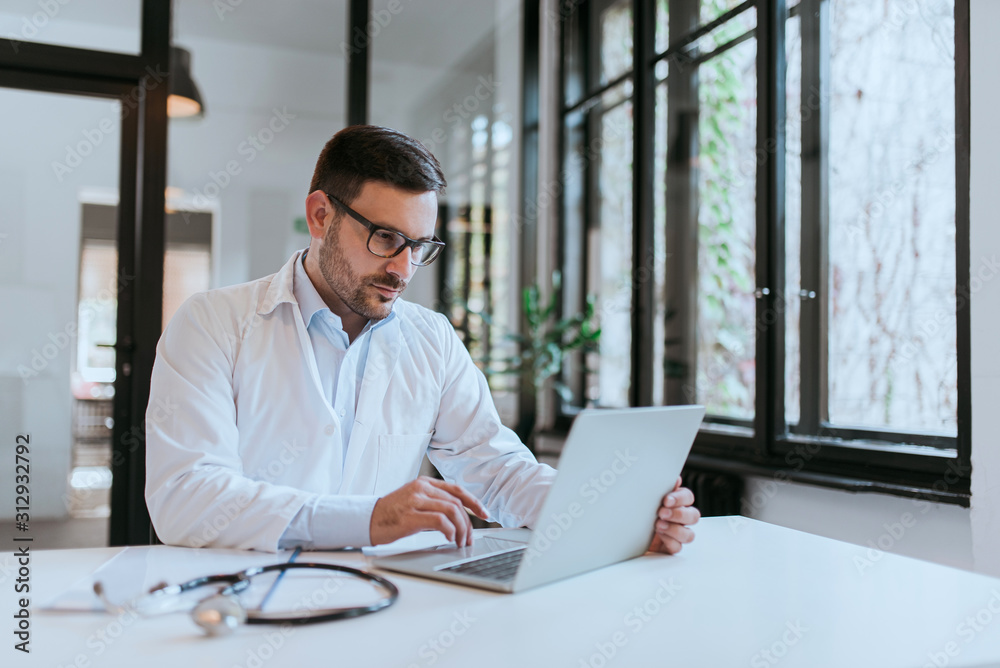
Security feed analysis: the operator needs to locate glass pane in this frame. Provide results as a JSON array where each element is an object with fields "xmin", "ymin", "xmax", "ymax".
[
  {"xmin": 77, "ymin": 242, "xmax": 118, "ymax": 385},
  {"xmin": 695, "ymin": 37, "xmax": 758, "ymax": 420},
  {"xmin": 690, "ymin": 4, "xmax": 756, "ymax": 55},
  {"xmin": 564, "ymin": 0, "xmax": 587, "ymax": 109},
  {"xmin": 567, "ymin": 0, "xmax": 634, "ymax": 106},
  {"xmin": 0, "ymin": 2, "xmax": 141, "ymax": 54},
  {"xmin": 598, "ymin": 0, "xmax": 634, "ymax": 86},
  {"xmin": 701, "ymin": 0, "xmax": 751, "ymax": 27},
  {"xmin": 827, "ymin": 0, "xmax": 956, "ymax": 433},
  {"xmin": 653, "ymin": 81, "xmax": 669, "ymax": 405},
  {"xmin": 562, "ymin": 107, "xmax": 588, "ymax": 405},
  {"xmin": 370, "ymin": 0, "xmax": 522, "ymax": 402},
  {"xmin": 656, "ymin": 0, "xmax": 670, "ymax": 53},
  {"xmin": 784, "ymin": 13, "xmax": 802, "ymax": 426},
  {"xmin": 586, "ymin": 87, "xmax": 634, "ymax": 408},
  {"xmin": 0, "ymin": 89, "xmax": 122, "ymax": 545}
]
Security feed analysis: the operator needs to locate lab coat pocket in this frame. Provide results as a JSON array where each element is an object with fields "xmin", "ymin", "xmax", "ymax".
[{"xmin": 374, "ymin": 432, "xmax": 434, "ymax": 495}]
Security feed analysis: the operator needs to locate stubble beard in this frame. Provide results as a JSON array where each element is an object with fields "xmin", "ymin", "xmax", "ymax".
[{"xmin": 317, "ymin": 219, "xmax": 407, "ymax": 322}]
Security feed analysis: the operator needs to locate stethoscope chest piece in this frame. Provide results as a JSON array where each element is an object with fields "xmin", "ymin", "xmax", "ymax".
[{"xmin": 192, "ymin": 594, "xmax": 247, "ymax": 636}]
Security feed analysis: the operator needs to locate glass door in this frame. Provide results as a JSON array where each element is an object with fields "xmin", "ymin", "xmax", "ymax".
[{"xmin": 0, "ymin": 88, "xmax": 125, "ymax": 547}]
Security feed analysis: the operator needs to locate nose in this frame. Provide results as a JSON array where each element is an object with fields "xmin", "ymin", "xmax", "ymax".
[{"xmin": 386, "ymin": 246, "xmax": 416, "ymax": 282}]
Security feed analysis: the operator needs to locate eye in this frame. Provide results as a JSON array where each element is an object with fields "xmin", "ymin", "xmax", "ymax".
[{"xmin": 373, "ymin": 230, "xmax": 397, "ymax": 243}]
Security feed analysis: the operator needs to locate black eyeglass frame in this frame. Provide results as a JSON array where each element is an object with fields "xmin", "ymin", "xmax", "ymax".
[{"xmin": 324, "ymin": 191, "xmax": 445, "ymax": 266}]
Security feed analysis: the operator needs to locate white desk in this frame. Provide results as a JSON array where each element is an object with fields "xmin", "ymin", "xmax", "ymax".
[{"xmin": 8, "ymin": 517, "xmax": 1000, "ymax": 668}]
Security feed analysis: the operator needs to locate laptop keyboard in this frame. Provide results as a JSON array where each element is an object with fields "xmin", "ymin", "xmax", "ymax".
[{"xmin": 439, "ymin": 547, "xmax": 526, "ymax": 582}]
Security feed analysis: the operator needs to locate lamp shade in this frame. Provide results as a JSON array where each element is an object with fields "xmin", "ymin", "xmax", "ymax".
[{"xmin": 168, "ymin": 46, "xmax": 205, "ymax": 118}]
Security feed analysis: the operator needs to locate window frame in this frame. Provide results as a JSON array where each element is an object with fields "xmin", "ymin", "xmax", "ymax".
[{"xmin": 547, "ymin": 0, "xmax": 971, "ymax": 505}]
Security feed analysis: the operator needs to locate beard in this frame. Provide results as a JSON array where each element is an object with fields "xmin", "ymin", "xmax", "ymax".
[{"xmin": 316, "ymin": 219, "xmax": 407, "ymax": 322}]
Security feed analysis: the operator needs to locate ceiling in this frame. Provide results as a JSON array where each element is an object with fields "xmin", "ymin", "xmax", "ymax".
[{"xmin": 46, "ymin": 0, "xmax": 504, "ymax": 72}]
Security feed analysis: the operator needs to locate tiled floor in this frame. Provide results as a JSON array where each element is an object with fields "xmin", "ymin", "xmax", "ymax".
[{"xmin": 0, "ymin": 517, "xmax": 109, "ymax": 550}]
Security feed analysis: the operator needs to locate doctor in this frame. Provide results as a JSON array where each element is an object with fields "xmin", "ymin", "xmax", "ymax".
[{"xmin": 145, "ymin": 125, "xmax": 700, "ymax": 553}]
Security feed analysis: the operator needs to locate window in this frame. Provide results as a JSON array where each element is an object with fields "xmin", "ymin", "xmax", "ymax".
[
  {"xmin": 368, "ymin": 2, "xmax": 524, "ymax": 407},
  {"xmin": 555, "ymin": 0, "xmax": 970, "ymax": 502},
  {"xmin": 561, "ymin": 0, "xmax": 636, "ymax": 409}
]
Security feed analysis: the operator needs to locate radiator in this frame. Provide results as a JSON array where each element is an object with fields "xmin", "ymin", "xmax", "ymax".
[{"xmin": 680, "ymin": 467, "xmax": 744, "ymax": 517}]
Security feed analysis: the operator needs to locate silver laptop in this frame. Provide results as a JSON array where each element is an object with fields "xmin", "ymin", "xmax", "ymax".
[{"xmin": 373, "ymin": 405, "xmax": 705, "ymax": 593}]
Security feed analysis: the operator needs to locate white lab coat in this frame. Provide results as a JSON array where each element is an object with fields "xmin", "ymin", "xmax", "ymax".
[{"xmin": 145, "ymin": 251, "xmax": 555, "ymax": 552}]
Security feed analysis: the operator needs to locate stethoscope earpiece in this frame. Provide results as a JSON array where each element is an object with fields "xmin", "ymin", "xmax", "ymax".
[{"xmin": 192, "ymin": 594, "xmax": 247, "ymax": 636}]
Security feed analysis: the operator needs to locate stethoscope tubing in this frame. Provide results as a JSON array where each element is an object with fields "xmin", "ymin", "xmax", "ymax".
[
  {"xmin": 202, "ymin": 561, "xmax": 400, "ymax": 625},
  {"xmin": 97, "ymin": 558, "xmax": 400, "ymax": 631}
]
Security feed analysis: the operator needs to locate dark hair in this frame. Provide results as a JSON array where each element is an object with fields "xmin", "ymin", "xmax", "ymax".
[{"xmin": 308, "ymin": 125, "xmax": 446, "ymax": 204}]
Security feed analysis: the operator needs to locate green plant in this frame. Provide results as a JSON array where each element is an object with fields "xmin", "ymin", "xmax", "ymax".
[{"xmin": 465, "ymin": 272, "xmax": 601, "ymax": 404}]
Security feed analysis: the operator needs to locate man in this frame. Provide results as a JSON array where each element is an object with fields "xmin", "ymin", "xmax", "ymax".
[{"xmin": 145, "ymin": 125, "xmax": 700, "ymax": 553}]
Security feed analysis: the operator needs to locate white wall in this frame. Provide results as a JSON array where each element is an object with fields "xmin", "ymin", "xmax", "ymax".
[
  {"xmin": 743, "ymin": 0, "xmax": 999, "ymax": 575},
  {"xmin": 743, "ymin": 477, "xmax": 973, "ymax": 570}
]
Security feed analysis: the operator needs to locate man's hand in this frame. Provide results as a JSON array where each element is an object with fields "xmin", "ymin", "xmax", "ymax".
[
  {"xmin": 649, "ymin": 477, "xmax": 700, "ymax": 555},
  {"xmin": 370, "ymin": 476, "xmax": 489, "ymax": 547}
]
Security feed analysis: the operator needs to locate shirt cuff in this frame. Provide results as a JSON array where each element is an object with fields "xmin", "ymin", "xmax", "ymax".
[{"xmin": 278, "ymin": 494, "xmax": 378, "ymax": 550}]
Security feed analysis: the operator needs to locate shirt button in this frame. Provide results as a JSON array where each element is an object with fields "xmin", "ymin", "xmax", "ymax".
[
  {"xmin": 339, "ymin": 409, "xmax": 346, "ymax": 417},
  {"xmin": 324, "ymin": 425, "xmax": 335, "ymax": 436}
]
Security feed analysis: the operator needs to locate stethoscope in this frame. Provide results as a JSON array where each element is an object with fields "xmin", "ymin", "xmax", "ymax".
[{"xmin": 95, "ymin": 556, "xmax": 399, "ymax": 636}]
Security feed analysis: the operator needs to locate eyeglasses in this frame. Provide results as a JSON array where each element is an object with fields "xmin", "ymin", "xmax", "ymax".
[{"xmin": 325, "ymin": 191, "xmax": 445, "ymax": 266}]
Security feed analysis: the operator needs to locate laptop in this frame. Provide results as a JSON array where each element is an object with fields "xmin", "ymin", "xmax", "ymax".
[{"xmin": 372, "ymin": 405, "xmax": 705, "ymax": 593}]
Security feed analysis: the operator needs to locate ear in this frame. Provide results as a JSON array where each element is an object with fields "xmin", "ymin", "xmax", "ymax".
[{"xmin": 304, "ymin": 190, "xmax": 335, "ymax": 240}]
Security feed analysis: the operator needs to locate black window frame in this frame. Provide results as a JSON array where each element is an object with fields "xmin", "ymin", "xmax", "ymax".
[{"xmin": 544, "ymin": 0, "xmax": 971, "ymax": 505}]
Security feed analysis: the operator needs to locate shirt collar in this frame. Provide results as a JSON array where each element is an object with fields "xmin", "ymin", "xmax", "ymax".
[{"xmin": 293, "ymin": 248, "xmax": 333, "ymax": 329}]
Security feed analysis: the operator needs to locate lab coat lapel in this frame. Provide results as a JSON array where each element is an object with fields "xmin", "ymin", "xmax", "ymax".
[
  {"xmin": 281, "ymin": 252, "xmax": 338, "ymax": 424},
  {"xmin": 291, "ymin": 305, "xmax": 338, "ymax": 423},
  {"xmin": 339, "ymin": 315, "xmax": 402, "ymax": 492}
]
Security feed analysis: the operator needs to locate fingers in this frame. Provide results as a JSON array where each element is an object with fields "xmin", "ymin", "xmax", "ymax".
[
  {"xmin": 662, "ymin": 485, "xmax": 695, "ymax": 509},
  {"xmin": 411, "ymin": 477, "xmax": 484, "ymax": 545},
  {"xmin": 424, "ymin": 478, "xmax": 489, "ymax": 519},
  {"xmin": 650, "ymin": 533, "xmax": 684, "ymax": 555},
  {"xmin": 416, "ymin": 496, "xmax": 474, "ymax": 546},
  {"xmin": 656, "ymin": 504, "xmax": 701, "ymax": 525},
  {"xmin": 413, "ymin": 510, "xmax": 467, "ymax": 546},
  {"xmin": 649, "ymin": 521, "xmax": 695, "ymax": 555},
  {"xmin": 654, "ymin": 520, "xmax": 696, "ymax": 546},
  {"xmin": 650, "ymin": 479, "xmax": 699, "ymax": 555},
  {"xmin": 370, "ymin": 477, "xmax": 486, "ymax": 546},
  {"xmin": 658, "ymin": 484, "xmax": 698, "ymax": 529}
]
